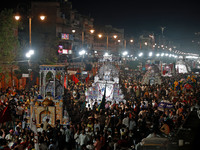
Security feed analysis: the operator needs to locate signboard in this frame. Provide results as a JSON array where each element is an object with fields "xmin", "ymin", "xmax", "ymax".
[
  {"xmin": 61, "ymin": 33, "xmax": 74, "ymax": 40},
  {"xmin": 58, "ymin": 45, "xmax": 72, "ymax": 54},
  {"xmin": 58, "ymin": 49, "xmax": 72, "ymax": 54},
  {"xmin": 22, "ymin": 74, "xmax": 29, "ymax": 78}
]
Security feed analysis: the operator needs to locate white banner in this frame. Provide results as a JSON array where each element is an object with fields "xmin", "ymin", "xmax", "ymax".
[{"xmin": 67, "ymin": 70, "xmax": 77, "ymax": 75}]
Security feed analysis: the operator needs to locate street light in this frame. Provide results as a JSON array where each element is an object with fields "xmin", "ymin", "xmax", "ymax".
[
  {"xmin": 15, "ymin": 14, "xmax": 46, "ymax": 49},
  {"xmin": 72, "ymin": 29, "xmax": 76, "ymax": 33},
  {"xmin": 138, "ymin": 52, "xmax": 143, "ymax": 57},
  {"xmin": 79, "ymin": 49, "xmax": 86, "ymax": 56},
  {"xmin": 14, "ymin": 15, "xmax": 20, "ymax": 20},
  {"xmin": 149, "ymin": 52, "xmax": 153, "ymax": 57},
  {"xmin": 156, "ymin": 53, "xmax": 160, "ymax": 57},
  {"xmin": 98, "ymin": 34, "xmax": 103, "ymax": 38},
  {"xmin": 113, "ymin": 35, "xmax": 117, "ymax": 39},
  {"xmin": 40, "ymin": 15, "xmax": 46, "ymax": 21},
  {"xmin": 104, "ymin": 52, "xmax": 109, "ymax": 56},
  {"xmin": 25, "ymin": 49, "xmax": 34, "ymax": 90},
  {"xmin": 122, "ymin": 51, "xmax": 128, "ymax": 56},
  {"xmin": 26, "ymin": 49, "xmax": 34, "ymax": 58},
  {"xmin": 90, "ymin": 29, "xmax": 95, "ymax": 34}
]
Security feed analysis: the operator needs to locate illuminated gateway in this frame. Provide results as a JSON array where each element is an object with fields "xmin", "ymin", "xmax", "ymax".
[{"xmin": 85, "ymin": 59, "xmax": 124, "ymax": 108}]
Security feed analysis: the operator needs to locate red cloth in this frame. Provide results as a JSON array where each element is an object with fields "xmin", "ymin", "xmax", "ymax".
[
  {"xmin": 0, "ymin": 106, "xmax": 12, "ymax": 123},
  {"xmin": 184, "ymin": 84, "xmax": 192, "ymax": 90},
  {"xmin": 64, "ymin": 75, "xmax": 67, "ymax": 88},
  {"xmin": 85, "ymin": 74, "xmax": 89, "ymax": 83},
  {"xmin": 72, "ymin": 75, "xmax": 79, "ymax": 84}
]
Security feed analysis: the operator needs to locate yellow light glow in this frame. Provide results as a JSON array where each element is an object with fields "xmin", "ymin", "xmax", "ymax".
[
  {"xmin": 98, "ymin": 34, "xmax": 102, "ymax": 38},
  {"xmin": 14, "ymin": 15, "xmax": 20, "ymax": 20},
  {"xmin": 113, "ymin": 35, "xmax": 117, "ymax": 39},
  {"xmin": 40, "ymin": 15, "xmax": 46, "ymax": 20},
  {"xmin": 90, "ymin": 29, "xmax": 95, "ymax": 34}
]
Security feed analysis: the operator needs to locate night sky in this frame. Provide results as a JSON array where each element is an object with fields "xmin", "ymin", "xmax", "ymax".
[
  {"xmin": 70, "ymin": 0, "xmax": 200, "ymax": 36},
  {"xmin": 1, "ymin": 0, "xmax": 200, "ymax": 51}
]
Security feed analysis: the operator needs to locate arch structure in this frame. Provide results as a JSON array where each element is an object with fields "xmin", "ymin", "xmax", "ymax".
[{"xmin": 39, "ymin": 65, "xmax": 66, "ymax": 99}]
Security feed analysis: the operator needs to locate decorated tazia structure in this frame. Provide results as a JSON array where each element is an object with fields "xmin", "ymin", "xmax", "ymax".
[
  {"xmin": 39, "ymin": 65, "xmax": 66, "ymax": 99},
  {"xmin": 30, "ymin": 65, "xmax": 68, "ymax": 126},
  {"xmin": 85, "ymin": 61, "xmax": 125, "ymax": 109},
  {"xmin": 141, "ymin": 64, "xmax": 162, "ymax": 85}
]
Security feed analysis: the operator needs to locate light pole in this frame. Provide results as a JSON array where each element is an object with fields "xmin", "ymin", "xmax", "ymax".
[
  {"xmin": 26, "ymin": 50, "xmax": 34, "ymax": 89},
  {"xmin": 15, "ymin": 14, "xmax": 46, "ymax": 49},
  {"xmin": 79, "ymin": 49, "xmax": 86, "ymax": 82},
  {"xmin": 72, "ymin": 29, "xmax": 95, "ymax": 55},
  {"xmin": 15, "ymin": 14, "xmax": 46, "ymax": 89},
  {"xmin": 98, "ymin": 33, "xmax": 118, "ymax": 54}
]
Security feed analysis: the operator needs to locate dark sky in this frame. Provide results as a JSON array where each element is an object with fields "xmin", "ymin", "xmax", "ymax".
[
  {"xmin": 70, "ymin": 0, "xmax": 200, "ymax": 49},
  {"xmin": 1, "ymin": 0, "xmax": 200, "ymax": 51}
]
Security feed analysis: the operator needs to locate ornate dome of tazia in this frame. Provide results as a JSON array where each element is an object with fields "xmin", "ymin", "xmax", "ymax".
[
  {"xmin": 98, "ymin": 64, "xmax": 119, "ymax": 80},
  {"xmin": 149, "ymin": 64, "xmax": 160, "ymax": 73}
]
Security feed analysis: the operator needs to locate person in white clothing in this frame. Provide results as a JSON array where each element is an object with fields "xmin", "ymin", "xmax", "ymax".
[
  {"xmin": 37, "ymin": 124, "xmax": 43, "ymax": 133},
  {"xmin": 122, "ymin": 114, "xmax": 129, "ymax": 128},
  {"xmin": 65, "ymin": 125, "xmax": 72, "ymax": 150},
  {"xmin": 5, "ymin": 129, "xmax": 14, "ymax": 141},
  {"xmin": 129, "ymin": 118, "xmax": 136, "ymax": 131},
  {"xmin": 74, "ymin": 130, "xmax": 80, "ymax": 150},
  {"xmin": 79, "ymin": 130, "xmax": 87, "ymax": 148}
]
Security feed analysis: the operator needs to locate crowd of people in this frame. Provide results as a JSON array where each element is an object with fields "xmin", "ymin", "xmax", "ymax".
[{"xmin": 0, "ymin": 69, "xmax": 200, "ymax": 150}]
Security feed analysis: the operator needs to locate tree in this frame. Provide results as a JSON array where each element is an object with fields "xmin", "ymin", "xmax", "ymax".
[{"xmin": 0, "ymin": 9, "xmax": 19, "ymax": 71}]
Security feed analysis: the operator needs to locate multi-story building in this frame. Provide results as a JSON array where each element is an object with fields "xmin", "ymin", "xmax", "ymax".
[{"xmin": 29, "ymin": 0, "xmax": 94, "ymax": 63}]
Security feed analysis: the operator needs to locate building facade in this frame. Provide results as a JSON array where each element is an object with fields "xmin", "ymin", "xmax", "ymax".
[{"xmin": 30, "ymin": 1, "xmax": 94, "ymax": 63}]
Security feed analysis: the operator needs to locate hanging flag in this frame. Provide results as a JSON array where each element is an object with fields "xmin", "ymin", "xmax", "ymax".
[
  {"xmin": 0, "ymin": 106, "xmax": 12, "ymax": 123},
  {"xmin": 64, "ymin": 74, "xmax": 67, "ymax": 88},
  {"xmin": 98, "ymin": 84, "xmax": 106, "ymax": 111},
  {"xmin": 30, "ymin": 109, "xmax": 39, "ymax": 150},
  {"xmin": 85, "ymin": 73, "xmax": 89, "ymax": 83},
  {"xmin": 72, "ymin": 75, "xmax": 79, "ymax": 84}
]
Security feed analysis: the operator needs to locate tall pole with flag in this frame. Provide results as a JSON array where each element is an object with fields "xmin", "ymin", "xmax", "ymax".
[
  {"xmin": 98, "ymin": 83, "xmax": 106, "ymax": 111},
  {"xmin": 30, "ymin": 109, "xmax": 39, "ymax": 150}
]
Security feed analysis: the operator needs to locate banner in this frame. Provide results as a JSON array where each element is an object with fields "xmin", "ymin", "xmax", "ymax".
[{"xmin": 72, "ymin": 75, "xmax": 79, "ymax": 84}]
